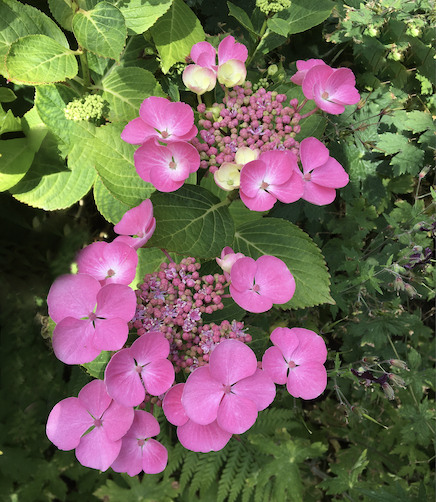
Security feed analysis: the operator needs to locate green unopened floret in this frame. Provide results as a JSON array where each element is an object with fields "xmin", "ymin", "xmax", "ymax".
[
  {"xmin": 256, "ymin": 0, "xmax": 291, "ymax": 15},
  {"xmin": 64, "ymin": 94, "xmax": 105, "ymax": 122}
]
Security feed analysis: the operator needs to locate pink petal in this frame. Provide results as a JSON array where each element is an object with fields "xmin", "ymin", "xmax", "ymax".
[
  {"xmin": 313, "ymin": 85, "xmax": 346, "ymax": 115},
  {"xmin": 121, "ymin": 117, "xmax": 156, "ymax": 145},
  {"xmin": 75, "ymin": 426, "xmax": 121, "ymax": 472},
  {"xmin": 141, "ymin": 439, "xmax": 168, "ymax": 474},
  {"xmin": 254, "ymin": 255, "xmax": 296, "ymax": 305},
  {"xmin": 104, "ymin": 349, "xmax": 145, "ymax": 407},
  {"xmin": 300, "ymin": 137, "xmax": 330, "ymax": 174},
  {"xmin": 262, "ymin": 346, "xmax": 289, "ymax": 385},
  {"xmin": 230, "ymin": 256, "xmax": 256, "ymax": 292},
  {"xmin": 262, "ymin": 150, "xmax": 296, "ymax": 186},
  {"xmin": 124, "ymin": 409, "xmax": 160, "ymax": 439},
  {"xmin": 231, "ymin": 369, "xmax": 276, "ymax": 411},
  {"xmin": 102, "ymin": 400, "xmax": 134, "ymax": 442},
  {"xmin": 182, "ymin": 366, "xmax": 224, "ymax": 425},
  {"xmin": 175, "ymin": 124, "xmax": 198, "ymax": 143},
  {"xmin": 162, "ymin": 102, "xmax": 195, "ymax": 139},
  {"xmin": 302, "ymin": 181, "xmax": 337, "ymax": 206},
  {"xmin": 267, "ymin": 169, "xmax": 304, "ymax": 204},
  {"xmin": 113, "ymin": 199, "xmax": 154, "ymax": 238},
  {"xmin": 291, "ymin": 59, "xmax": 327, "ymax": 85},
  {"xmin": 239, "ymin": 186, "xmax": 277, "ymax": 212},
  {"xmin": 270, "ymin": 327, "xmax": 300, "ymax": 362},
  {"xmin": 52, "ymin": 317, "xmax": 100, "ymax": 365},
  {"xmin": 310, "ymin": 157, "xmax": 349, "ymax": 188},
  {"xmin": 93, "ymin": 317, "xmax": 129, "ymax": 352},
  {"xmin": 134, "ymin": 142, "xmax": 154, "ymax": 183},
  {"xmin": 95, "ymin": 283, "xmax": 137, "ymax": 321},
  {"xmin": 78, "ymin": 380, "xmax": 112, "ymax": 418},
  {"xmin": 289, "ymin": 328, "xmax": 327, "ymax": 365},
  {"xmin": 163, "ymin": 384, "xmax": 189, "ymax": 426},
  {"xmin": 218, "ymin": 35, "xmax": 248, "ymax": 65},
  {"xmin": 111, "ymin": 436, "xmax": 142, "ymax": 476},
  {"xmin": 47, "ymin": 274, "xmax": 100, "ymax": 323},
  {"xmin": 217, "ymin": 393, "xmax": 258, "ymax": 434},
  {"xmin": 141, "ymin": 358, "xmax": 175, "ymax": 396},
  {"xmin": 139, "ymin": 96, "xmax": 171, "ymax": 132},
  {"xmin": 328, "ymin": 85, "xmax": 360, "ymax": 107},
  {"xmin": 239, "ymin": 159, "xmax": 267, "ymax": 198},
  {"xmin": 46, "ymin": 397, "xmax": 93, "ymax": 450},
  {"xmin": 302, "ymin": 65, "xmax": 334, "ymax": 100},
  {"xmin": 286, "ymin": 362, "xmax": 327, "ymax": 399},
  {"xmin": 229, "ymin": 286, "xmax": 273, "ymax": 313},
  {"xmin": 190, "ymin": 42, "xmax": 216, "ymax": 68},
  {"xmin": 130, "ymin": 333, "xmax": 170, "ymax": 366},
  {"xmin": 209, "ymin": 339, "xmax": 257, "ymax": 385},
  {"xmin": 177, "ymin": 419, "xmax": 232, "ymax": 452},
  {"xmin": 325, "ymin": 67, "xmax": 356, "ymax": 91}
]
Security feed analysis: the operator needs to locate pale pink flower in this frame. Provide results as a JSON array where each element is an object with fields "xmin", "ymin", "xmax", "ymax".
[
  {"xmin": 216, "ymin": 246, "xmax": 245, "ymax": 282},
  {"xmin": 230, "ymin": 255, "xmax": 295, "ymax": 313},
  {"xmin": 262, "ymin": 327, "xmax": 327, "ymax": 400},
  {"xmin": 163, "ymin": 384, "xmax": 232, "ymax": 452},
  {"xmin": 239, "ymin": 150, "xmax": 304, "ymax": 211},
  {"xmin": 234, "ymin": 146, "xmax": 260, "ymax": 165},
  {"xmin": 298, "ymin": 137, "xmax": 349, "ymax": 205},
  {"xmin": 104, "ymin": 333, "xmax": 174, "ymax": 407},
  {"xmin": 76, "ymin": 241, "xmax": 138, "ymax": 286},
  {"xmin": 214, "ymin": 162, "xmax": 242, "ymax": 191},
  {"xmin": 217, "ymin": 59, "xmax": 246, "ymax": 88},
  {"xmin": 134, "ymin": 139, "xmax": 200, "ymax": 192},
  {"xmin": 290, "ymin": 59, "xmax": 327, "ymax": 86},
  {"xmin": 113, "ymin": 200, "xmax": 156, "ymax": 250},
  {"xmin": 111, "ymin": 410, "xmax": 168, "ymax": 475},
  {"xmin": 302, "ymin": 65, "xmax": 360, "ymax": 115},
  {"xmin": 121, "ymin": 96, "xmax": 197, "ymax": 145},
  {"xmin": 182, "ymin": 65, "xmax": 216, "ymax": 95},
  {"xmin": 182, "ymin": 339, "xmax": 276, "ymax": 434},
  {"xmin": 46, "ymin": 380, "xmax": 134, "ymax": 472},
  {"xmin": 47, "ymin": 274, "xmax": 136, "ymax": 364}
]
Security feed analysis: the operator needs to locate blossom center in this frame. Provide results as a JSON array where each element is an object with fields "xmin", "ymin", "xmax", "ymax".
[
  {"xmin": 260, "ymin": 181, "xmax": 269, "ymax": 189},
  {"xmin": 321, "ymin": 91, "xmax": 329, "ymax": 100},
  {"xmin": 161, "ymin": 130, "xmax": 169, "ymax": 139},
  {"xmin": 169, "ymin": 161, "xmax": 177, "ymax": 169},
  {"xmin": 88, "ymin": 312, "xmax": 97, "ymax": 321},
  {"xmin": 107, "ymin": 268, "xmax": 115, "ymax": 277},
  {"xmin": 303, "ymin": 172, "xmax": 311, "ymax": 181},
  {"xmin": 252, "ymin": 284, "xmax": 260, "ymax": 293},
  {"xmin": 93, "ymin": 418, "xmax": 103, "ymax": 427},
  {"xmin": 135, "ymin": 365, "xmax": 142, "ymax": 373},
  {"xmin": 137, "ymin": 438, "xmax": 146, "ymax": 447},
  {"xmin": 288, "ymin": 360, "xmax": 297, "ymax": 369},
  {"xmin": 223, "ymin": 384, "xmax": 232, "ymax": 394}
]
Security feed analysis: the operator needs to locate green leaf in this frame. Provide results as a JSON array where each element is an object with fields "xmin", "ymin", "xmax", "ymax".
[
  {"xmin": 277, "ymin": 0, "xmax": 334, "ymax": 35},
  {"xmin": 228, "ymin": 199, "xmax": 268, "ymax": 226},
  {"xmin": 93, "ymin": 175, "xmax": 129, "ymax": 224},
  {"xmin": 5, "ymin": 35, "xmax": 78, "ymax": 85},
  {"xmin": 117, "ymin": 0, "xmax": 173, "ymax": 35},
  {"xmin": 0, "ymin": 0, "xmax": 70, "ymax": 77},
  {"xmin": 82, "ymin": 351, "xmax": 111, "ymax": 379},
  {"xmin": 147, "ymin": 185, "xmax": 235, "ymax": 259},
  {"xmin": 403, "ymin": 110, "xmax": 436, "ymax": 133},
  {"xmin": 22, "ymin": 106, "xmax": 49, "ymax": 152},
  {"xmin": 0, "ymin": 108, "xmax": 21, "ymax": 134},
  {"xmin": 320, "ymin": 450, "xmax": 369, "ymax": 494},
  {"xmin": 267, "ymin": 18, "xmax": 290, "ymax": 37},
  {"xmin": 298, "ymin": 113, "xmax": 326, "ymax": 140},
  {"xmin": 202, "ymin": 297, "xmax": 246, "ymax": 325},
  {"xmin": 48, "ymin": 0, "xmax": 75, "ymax": 31},
  {"xmin": 73, "ymin": 2, "xmax": 127, "ymax": 61},
  {"xmin": 0, "ymin": 138, "xmax": 35, "ymax": 191},
  {"xmin": 233, "ymin": 218, "xmax": 333, "ymax": 309},
  {"xmin": 228, "ymin": 1, "xmax": 259, "ymax": 37},
  {"xmin": 97, "ymin": 66, "xmax": 166, "ymax": 122},
  {"xmin": 0, "ymin": 88, "xmax": 16, "ymax": 102},
  {"xmin": 85, "ymin": 123, "xmax": 155, "ymax": 206},
  {"xmin": 150, "ymin": 0, "xmax": 204, "ymax": 73}
]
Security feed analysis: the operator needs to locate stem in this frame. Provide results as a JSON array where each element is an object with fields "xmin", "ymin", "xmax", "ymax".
[
  {"xmin": 79, "ymin": 47, "xmax": 91, "ymax": 92},
  {"xmin": 226, "ymin": 189, "xmax": 240, "ymax": 204},
  {"xmin": 197, "ymin": 93, "xmax": 203, "ymax": 106},
  {"xmin": 300, "ymin": 106, "xmax": 320, "ymax": 119},
  {"xmin": 160, "ymin": 248, "xmax": 175, "ymax": 264},
  {"xmin": 296, "ymin": 98, "xmax": 309, "ymax": 113},
  {"xmin": 246, "ymin": 19, "xmax": 268, "ymax": 67}
]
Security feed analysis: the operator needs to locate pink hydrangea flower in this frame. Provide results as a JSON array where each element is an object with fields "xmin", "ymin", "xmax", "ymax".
[
  {"xmin": 47, "ymin": 274, "xmax": 137, "ymax": 364},
  {"xmin": 134, "ymin": 139, "xmax": 200, "ymax": 192},
  {"xmin": 239, "ymin": 150, "xmax": 304, "ymax": 211},
  {"xmin": 229, "ymin": 255, "xmax": 296, "ymax": 313},
  {"xmin": 111, "ymin": 410, "xmax": 168, "ymax": 475},
  {"xmin": 290, "ymin": 59, "xmax": 327, "ymax": 86},
  {"xmin": 104, "ymin": 333, "xmax": 175, "ymax": 407},
  {"xmin": 216, "ymin": 246, "xmax": 245, "ymax": 282},
  {"xmin": 187, "ymin": 36, "xmax": 248, "ymax": 88},
  {"xmin": 262, "ymin": 327, "xmax": 327, "ymax": 400},
  {"xmin": 46, "ymin": 380, "xmax": 134, "ymax": 471},
  {"xmin": 298, "ymin": 137, "xmax": 349, "ymax": 205},
  {"xmin": 163, "ymin": 383, "xmax": 232, "ymax": 452},
  {"xmin": 121, "ymin": 96, "xmax": 198, "ymax": 145},
  {"xmin": 302, "ymin": 65, "xmax": 360, "ymax": 115},
  {"xmin": 182, "ymin": 339, "xmax": 276, "ymax": 434},
  {"xmin": 76, "ymin": 241, "xmax": 138, "ymax": 286},
  {"xmin": 182, "ymin": 65, "xmax": 216, "ymax": 95},
  {"xmin": 113, "ymin": 200, "xmax": 156, "ymax": 250}
]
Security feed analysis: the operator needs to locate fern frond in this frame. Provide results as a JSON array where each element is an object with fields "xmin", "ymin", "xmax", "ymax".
[
  {"xmin": 228, "ymin": 448, "xmax": 254, "ymax": 502},
  {"xmin": 250, "ymin": 408, "xmax": 300, "ymax": 435},
  {"xmin": 217, "ymin": 440, "xmax": 246, "ymax": 502},
  {"xmin": 164, "ymin": 442, "xmax": 187, "ymax": 479},
  {"xmin": 189, "ymin": 450, "xmax": 226, "ymax": 498},
  {"xmin": 179, "ymin": 451, "xmax": 201, "ymax": 492}
]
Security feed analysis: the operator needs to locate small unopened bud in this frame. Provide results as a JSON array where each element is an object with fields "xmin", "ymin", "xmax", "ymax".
[
  {"xmin": 388, "ymin": 373, "xmax": 406, "ymax": 388},
  {"xmin": 268, "ymin": 64, "xmax": 278, "ymax": 76},
  {"xmin": 382, "ymin": 382, "xmax": 395, "ymax": 400},
  {"xmin": 351, "ymin": 406, "xmax": 365, "ymax": 418},
  {"xmin": 362, "ymin": 356, "xmax": 378, "ymax": 364},
  {"xmin": 419, "ymin": 165, "xmax": 430, "ymax": 178},
  {"xmin": 389, "ymin": 359, "xmax": 409, "ymax": 370},
  {"xmin": 393, "ymin": 276, "xmax": 405, "ymax": 291},
  {"xmin": 404, "ymin": 283, "xmax": 418, "ymax": 298},
  {"xmin": 392, "ymin": 263, "xmax": 406, "ymax": 274}
]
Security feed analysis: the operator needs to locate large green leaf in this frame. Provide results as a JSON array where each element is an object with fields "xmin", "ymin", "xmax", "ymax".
[
  {"xmin": 86, "ymin": 123, "xmax": 155, "ymax": 207},
  {"xmin": 147, "ymin": 185, "xmax": 235, "ymax": 259},
  {"xmin": 117, "ymin": 0, "xmax": 173, "ymax": 35},
  {"xmin": 73, "ymin": 1, "xmax": 127, "ymax": 61},
  {"xmin": 48, "ymin": 0, "xmax": 75, "ymax": 31},
  {"xmin": 93, "ymin": 175, "xmax": 129, "ymax": 224},
  {"xmin": 233, "ymin": 218, "xmax": 333, "ymax": 309},
  {"xmin": 150, "ymin": 0, "xmax": 204, "ymax": 73},
  {"xmin": 0, "ymin": 0, "xmax": 69, "ymax": 77},
  {"xmin": 0, "ymin": 138, "xmax": 35, "ymax": 191},
  {"xmin": 96, "ymin": 67, "xmax": 166, "ymax": 122},
  {"xmin": 227, "ymin": 1, "xmax": 259, "ymax": 38},
  {"xmin": 5, "ymin": 35, "xmax": 78, "ymax": 85},
  {"xmin": 276, "ymin": 0, "xmax": 335, "ymax": 35}
]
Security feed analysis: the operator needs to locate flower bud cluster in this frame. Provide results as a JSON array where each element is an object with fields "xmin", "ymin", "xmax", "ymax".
[
  {"xmin": 64, "ymin": 93, "xmax": 106, "ymax": 122},
  {"xmin": 255, "ymin": 0, "xmax": 291, "ymax": 15},
  {"xmin": 192, "ymin": 83, "xmax": 301, "ymax": 172},
  {"xmin": 130, "ymin": 258, "xmax": 251, "ymax": 373}
]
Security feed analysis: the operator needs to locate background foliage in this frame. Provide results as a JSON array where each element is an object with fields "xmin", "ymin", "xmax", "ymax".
[{"xmin": 0, "ymin": 0, "xmax": 434, "ymax": 500}]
